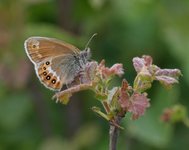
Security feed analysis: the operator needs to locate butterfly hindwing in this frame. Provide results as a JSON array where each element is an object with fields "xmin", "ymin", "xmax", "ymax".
[{"xmin": 35, "ymin": 59, "xmax": 63, "ymax": 91}]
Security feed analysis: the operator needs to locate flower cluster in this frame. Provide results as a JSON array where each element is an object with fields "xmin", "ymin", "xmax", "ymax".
[
  {"xmin": 53, "ymin": 55, "xmax": 182, "ymax": 125},
  {"xmin": 133, "ymin": 55, "xmax": 182, "ymax": 91}
]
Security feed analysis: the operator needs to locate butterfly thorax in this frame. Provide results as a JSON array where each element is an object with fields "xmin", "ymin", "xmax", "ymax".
[{"xmin": 50, "ymin": 49, "xmax": 91, "ymax": 85}]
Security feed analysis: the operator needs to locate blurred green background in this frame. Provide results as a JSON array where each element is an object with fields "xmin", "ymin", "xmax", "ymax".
[{"xmin": 0, "ymin": 0, "xmax": 189, "ymax": 150}]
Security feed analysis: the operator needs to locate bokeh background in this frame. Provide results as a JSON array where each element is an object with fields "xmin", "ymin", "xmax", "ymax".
[{"xmin": 0, "ymin": 0, "xmax": 189, "ymax": 150}]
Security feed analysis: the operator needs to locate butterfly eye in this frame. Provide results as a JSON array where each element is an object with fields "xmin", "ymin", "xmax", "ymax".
[
  {"xmin": 46, "ymin": 75, "xmax": 51, "ymax": 80},
  {"xmin": 46, "ymin": 61, "xmax": 50, "ymax": 65},
  {"xmin": 52, "ymin": 79, "xmax": 56, "ymax": 84}
]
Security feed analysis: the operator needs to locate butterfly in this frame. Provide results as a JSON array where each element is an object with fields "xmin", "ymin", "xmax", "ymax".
[{"xmin": 24, "ymin": 35, "xmax": 96, "ymax": 91}]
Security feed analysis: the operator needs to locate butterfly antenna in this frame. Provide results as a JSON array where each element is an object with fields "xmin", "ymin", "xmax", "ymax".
[{"xmin": 84, "ymin": 33, "xmax": 97, "ymax": 50}]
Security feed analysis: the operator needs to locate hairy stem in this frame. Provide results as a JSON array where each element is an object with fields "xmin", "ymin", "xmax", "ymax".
[{"xmin": 109, "ymin": 116, "xmax": 122, "ymax": 150}]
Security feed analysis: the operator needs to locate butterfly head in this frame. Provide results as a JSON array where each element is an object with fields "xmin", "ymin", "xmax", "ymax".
[
  {"xmin": 82, "ymin": 33, "xmax": 97, "ymax": 62},
  {"xmin": 79, "ymin": 48, "xmax": 91, "ymax": 65}
]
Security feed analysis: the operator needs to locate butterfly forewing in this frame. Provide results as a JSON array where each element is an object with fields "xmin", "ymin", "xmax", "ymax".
[{"xmin": 24, "ymin": 37, "xmax": 80, "ymax": 63}]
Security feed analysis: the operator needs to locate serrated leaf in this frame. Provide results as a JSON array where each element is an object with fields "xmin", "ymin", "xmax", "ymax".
[{"xmin": 128, "ymin": 93, "xmax": 150, "ymax": 120}]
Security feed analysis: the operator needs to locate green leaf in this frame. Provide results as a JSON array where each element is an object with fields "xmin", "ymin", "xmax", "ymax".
[
  {"xmin": 91, "ymin": 106, "xmax": 110, "ymax": 121},
  {"xmin": 95, "ymin": 93, "xmax": 108, "ymax": 101},
  {"xmin": 107, "ymin": 87, "xmax": 118, "ymax": 104},
  {"xmin": 107, "ymin": 87, "xmax": 121, "ymax": 113},
  {"xmin": 133, "ymin": 74, "xmax": 152, "ymax": 92}
]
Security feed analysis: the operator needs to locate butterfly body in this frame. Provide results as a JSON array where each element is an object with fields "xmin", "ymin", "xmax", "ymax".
[{"xmin": 24, "ymin": 37, "xmax": 91, "ymax": 91}]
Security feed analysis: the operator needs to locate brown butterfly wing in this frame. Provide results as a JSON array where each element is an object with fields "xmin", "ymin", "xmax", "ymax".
[
  {"xmin": 24, "ymin": 36, "xmax": 80, "ymax": 63},
  {"xmin": 24, "ymin": 37, "xmax": 80, "ymax": 91}
]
